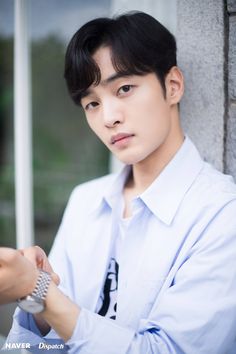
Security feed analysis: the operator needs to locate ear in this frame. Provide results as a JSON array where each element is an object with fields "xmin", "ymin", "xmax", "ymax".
[{"xmin": 165, "ymin": 66, "xmax": 184, "ymax": 105}]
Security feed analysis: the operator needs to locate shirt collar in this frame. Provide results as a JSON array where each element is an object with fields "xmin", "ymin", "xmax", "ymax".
[
  {"xmin": 90, "ymin": 164, "xmax": 131, "ymax": 215},
  {"xmin": 140, "ymin": 136, "xmax": 204, "ymax": 225},
  {"xmin": 91, "ymin": 136, "xmax": 204, "ymax": 224},
  {"xmin": 104, "ymin": 164, "xmax": 131, "ymax": 209}
]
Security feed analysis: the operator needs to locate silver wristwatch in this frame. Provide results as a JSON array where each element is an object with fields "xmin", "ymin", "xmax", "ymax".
[{"xmin": 18, "ymin": 270, "xmax": 51, "ymax": 314}]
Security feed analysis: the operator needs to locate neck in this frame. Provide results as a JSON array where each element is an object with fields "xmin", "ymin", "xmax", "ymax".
[{"xmin": 127, "ymin": 123, "xmax": 184, "ymax": 195}]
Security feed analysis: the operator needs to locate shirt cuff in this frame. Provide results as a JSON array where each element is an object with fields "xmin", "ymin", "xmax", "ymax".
[
  {"xmin": 4, "ymin": 307, "xmax": 67, "ymax": 352},
  {"xmin": 17, "ymin": 308, "xmax": 58, "ymax": 340},
  {"xmin": 66, "ymin": 308, "xmax": 135, "ymax": 354}
]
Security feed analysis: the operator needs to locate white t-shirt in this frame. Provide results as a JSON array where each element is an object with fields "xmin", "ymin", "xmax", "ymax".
[{"xmin": 96, "ymin": 216, "xmax": 132, "ymax": 320}]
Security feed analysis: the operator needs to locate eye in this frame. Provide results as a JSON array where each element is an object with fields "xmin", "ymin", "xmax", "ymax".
[
  {"xmin": 118, "ymin": 85, "xmax": 134, "ymax": 96},
  {"xmin": 84, "ymin": 101, "xmax": 99, "ymax": 111}
]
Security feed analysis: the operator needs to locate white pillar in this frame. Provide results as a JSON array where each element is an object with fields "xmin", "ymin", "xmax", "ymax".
[{"xmin": 14, "ymin": 0, "xmax": 34, "ymax": 249}]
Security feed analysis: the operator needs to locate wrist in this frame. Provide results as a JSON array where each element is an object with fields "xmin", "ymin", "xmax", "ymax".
[
  {"xmin": 18, "ymin": 270, "xmax": 52, "ymax": 314},
  {"xmin": 42, "ymin": 281, "xmax": 80, "ymax": 342}
]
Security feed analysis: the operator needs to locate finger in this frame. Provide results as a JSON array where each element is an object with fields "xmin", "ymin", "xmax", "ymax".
[
  {"xmin": 20, "ymin": 246, "xmax": 45, "ymax": 268},
  {"xmin": 18, "ymin": 246, "xmax": 60, "ymax": 285},
  {"xmin": 51, "ymin": 272, "xmax": 60, "ymax": 286},
  {"xmin": 41, "ymin": 258, "xmax": 54, "ymax": 273},
  {"xmin": 20, "ymin": 247, "xmax": 38, "ymax": 267},
  {"xmin": 34, "ymin": 246, "xmax": 47, "ymax": 269}
]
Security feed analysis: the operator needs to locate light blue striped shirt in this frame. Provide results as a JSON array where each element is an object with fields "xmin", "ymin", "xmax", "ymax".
[{"xmin": 5, "ymin": 136, "xmax": 236, "ymax": 353}]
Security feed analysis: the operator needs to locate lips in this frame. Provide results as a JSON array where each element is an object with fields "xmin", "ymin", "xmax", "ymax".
[{"xmin": 110, "ymin": 133, "xmax": 134, "ymax": 145}]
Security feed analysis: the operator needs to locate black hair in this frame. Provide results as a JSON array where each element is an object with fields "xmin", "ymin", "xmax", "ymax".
[{"xmin": 64, "ymin": 11, "xmax": 177, "ymax": 105}]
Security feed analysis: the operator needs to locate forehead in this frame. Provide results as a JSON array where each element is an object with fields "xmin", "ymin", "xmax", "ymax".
[
  {"xmin": 81, "ymin": 45, "xmax": 160, "ymax": 100},
  {"xmin": 92, "ymin": 46, "xmax": 116, "ymax": 79}
]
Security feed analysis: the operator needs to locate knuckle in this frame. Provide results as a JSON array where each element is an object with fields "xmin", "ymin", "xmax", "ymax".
[
  {"xmin": 34, "ymin": 245, "xmax": 46, "ymax": 256},
  {"xmin": 6, "ymin": 248, "xmax": 20, "ymax": 262}
]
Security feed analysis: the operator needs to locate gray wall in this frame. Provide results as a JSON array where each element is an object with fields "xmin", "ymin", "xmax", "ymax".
[
  {"xmin": 225, "ymin": 0, "xmax": 236, "ymax": 179},
  {"xmin": 177, "ymin": 0, "xmax": 236, "ymax": 179}
]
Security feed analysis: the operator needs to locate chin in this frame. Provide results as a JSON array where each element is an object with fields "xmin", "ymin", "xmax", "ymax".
[{"xmin": 115, "ymin": 154, "xmax": 145, "ymax": 166}]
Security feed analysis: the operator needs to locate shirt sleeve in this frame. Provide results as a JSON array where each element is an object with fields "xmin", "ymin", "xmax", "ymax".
[
  {"xmin": 3, "ymin": 188, "xmax": 76, "ymax": 353},
  {"xmin": 3, "ymin": 308, "xmax": 68, "ymax": 353},
  {"xmin": 64, "ymin": 200, "xmax": 236, "ymax": 354}
]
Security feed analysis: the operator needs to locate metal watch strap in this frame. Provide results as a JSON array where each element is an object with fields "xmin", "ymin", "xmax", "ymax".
[{"xmin": 32, "ymin": 270, "xmax": 51, "ymax": 300}]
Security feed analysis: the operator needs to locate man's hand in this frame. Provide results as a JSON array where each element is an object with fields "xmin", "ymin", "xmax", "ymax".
[
  {"xmin": 19, "ymin": 246, "xmax": 61, "ymax": 335},
  {"xmin": 19, "ymin": 246, "xmax": 80, "ymax": 341},
  {"xmin": 0, "ymin": 248, "xmax": 39, "ymax": 305},
  {"xmin": 0, "ymin": 246, "xmax": 60, "ymax": 305},
  {"xmin": 0, "ymin": 247, "xmax": 79, "ymax": 341},
  {"xmin": 20, "ymin": 246, "xmax": 60, "ymax": 286}
]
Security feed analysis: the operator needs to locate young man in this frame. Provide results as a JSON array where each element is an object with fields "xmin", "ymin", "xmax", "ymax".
[{"xmin": 1, "ymin": 11, "xmax": 236, "ymax": 354}]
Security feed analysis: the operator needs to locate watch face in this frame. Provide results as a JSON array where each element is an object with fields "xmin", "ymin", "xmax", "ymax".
[{"xmin": 18, "ymin": 295, "xmax": 44, "ymax": 314}]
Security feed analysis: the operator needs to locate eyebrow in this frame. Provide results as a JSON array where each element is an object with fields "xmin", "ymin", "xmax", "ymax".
[
  {"xmin": 81, "ymin": 72, "xmax": 133, "ymax": 100},
  {"xmin": 102, "ymin": 72, "xmax": 131, "ymax": 85}
]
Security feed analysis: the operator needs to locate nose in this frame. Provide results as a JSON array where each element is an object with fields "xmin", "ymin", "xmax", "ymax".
[{"xmin": 102, "ymin": 100, "xmax": 124, "ymax": 128}]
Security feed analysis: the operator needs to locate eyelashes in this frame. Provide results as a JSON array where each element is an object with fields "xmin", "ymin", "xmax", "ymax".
[
  {"xmin": 117, "ymin": 84, "xmax": 134, "ymax": 95},
  {"xmin": 83, "ymin": 84, "xmax": 136, "ymax": 111},
  {"xmin": 84, "ymin": 101, "xmax": 99, "ymax": 111}
]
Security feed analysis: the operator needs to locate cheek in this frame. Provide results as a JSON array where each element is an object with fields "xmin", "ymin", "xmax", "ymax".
[
  {"xmin": 134, "ymin": 87, "xmax": 168, "ymax": 117},
  {"xmin": 139, "ymin": 100, "xmax": 170, "ymax": 135}
]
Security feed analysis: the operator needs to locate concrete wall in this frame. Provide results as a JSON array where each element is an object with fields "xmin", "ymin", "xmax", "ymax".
[
  {"xmin": 177, "ymin": 0, "xmax": 236, "ymax": 179},
  {"xmin": 225, "ymin": 0, "xmax": 236, "ymax": 179},
  {"xmin": 177, "ymin": 0, "xmax": 225, "ymax": 171}
]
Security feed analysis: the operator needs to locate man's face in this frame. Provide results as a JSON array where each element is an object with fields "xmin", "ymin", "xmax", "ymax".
[{"xmin": 81, "ymin": 46, "xmax": 182, "ymax": 166}]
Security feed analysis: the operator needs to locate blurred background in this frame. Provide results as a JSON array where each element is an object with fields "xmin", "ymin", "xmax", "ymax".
[
  {"xmin": 0, "ymin": 0, "xmax": 113, "ymax": 339},
  {"xmin": 0, "ymin": 0, "xmax": 235, "ymax": 341}
]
